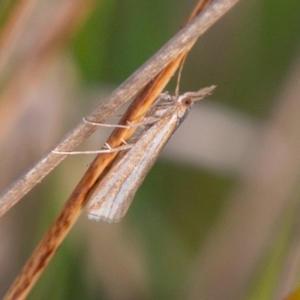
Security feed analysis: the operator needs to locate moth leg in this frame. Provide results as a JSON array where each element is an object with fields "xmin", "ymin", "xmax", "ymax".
[
  {"xmin": 52, "ymin": 143, "xmax": 133, "ymax": 155},
  {"xmin": 159, "ymin": 92, "xmax": 174, "ymax": 102},
  {"xmin": 83, "ymin": 117, "xmax": 132, "ymax": 129}
]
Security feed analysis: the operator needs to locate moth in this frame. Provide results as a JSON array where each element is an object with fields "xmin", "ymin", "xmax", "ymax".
[{"xmin": 87, "ymin": 85, "xmax": 215, "ymax": 222}]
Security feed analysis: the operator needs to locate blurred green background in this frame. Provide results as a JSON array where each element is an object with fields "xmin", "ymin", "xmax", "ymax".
[{"xmin": 1, "ymin": 0, "xmax": 300, "ymax": 299}]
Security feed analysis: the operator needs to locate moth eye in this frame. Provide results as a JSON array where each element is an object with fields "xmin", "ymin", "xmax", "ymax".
[{"xmin": 182, "ymin": 97, "xmax": 192, "ymax": 106}]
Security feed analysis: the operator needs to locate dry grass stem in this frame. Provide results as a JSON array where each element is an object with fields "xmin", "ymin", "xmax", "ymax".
[
  {"xmin": 0, "ymin": 0, "xmax": 239, "ymax": 217},
  {"xmin": 3, "ymin": 1, "xmax": 241, "ymax": 299}
]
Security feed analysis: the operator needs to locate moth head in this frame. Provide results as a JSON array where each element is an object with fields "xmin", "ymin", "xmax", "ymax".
[{"xmin": 178, "ymin": 95, "xmax": 193, "ymax": 106}]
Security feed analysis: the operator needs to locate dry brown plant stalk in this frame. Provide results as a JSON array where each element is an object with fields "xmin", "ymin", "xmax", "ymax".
[
  {"xmin": 3, "ymin": 0, "xmax": 240, "ymax": 299},
  {"xmin": 0, "ymin": 0, "xmax": 239, "ymax": 220}
]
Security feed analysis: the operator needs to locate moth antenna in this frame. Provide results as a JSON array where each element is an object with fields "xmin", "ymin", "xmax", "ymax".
[{"xmin": 175, "ymin": 55, "xmax": 187, "ymax": 98}]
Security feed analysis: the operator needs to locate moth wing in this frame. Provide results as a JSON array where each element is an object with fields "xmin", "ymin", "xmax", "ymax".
[{"xmin": 87, "ymin": 114, "xmax": 177, "ymax": 222}]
